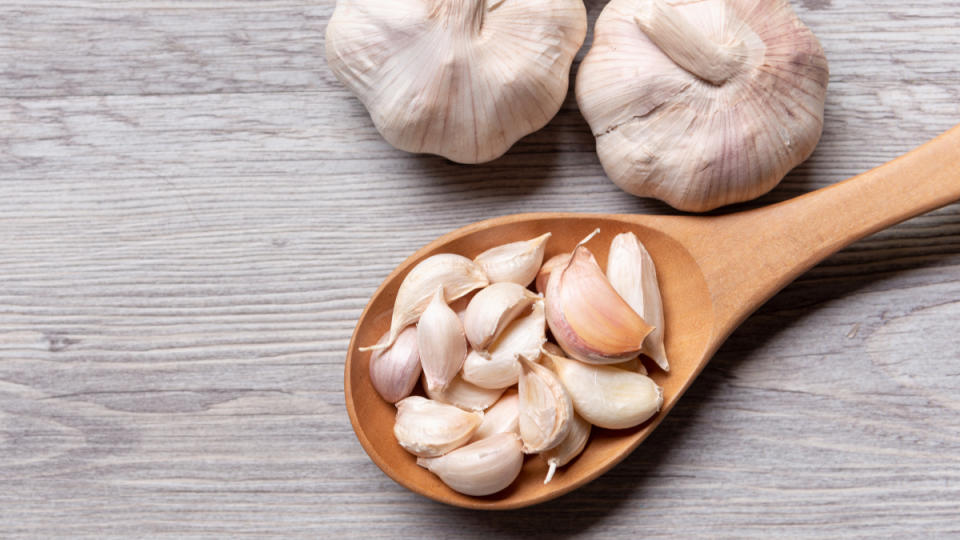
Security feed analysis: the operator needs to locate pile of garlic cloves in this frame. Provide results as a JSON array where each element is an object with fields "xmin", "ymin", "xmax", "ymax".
[{"xmin": 363, "ymin": 231, "xmax": 669, "ymax": 496}]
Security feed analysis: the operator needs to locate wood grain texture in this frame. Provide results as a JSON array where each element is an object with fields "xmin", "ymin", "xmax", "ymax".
[{"xmin": 1, "ymin": 0, "xmax": 959, "ymax": 537}]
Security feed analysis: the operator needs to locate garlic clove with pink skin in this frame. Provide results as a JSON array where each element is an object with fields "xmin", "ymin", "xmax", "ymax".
[
  {"xmin": 544, "ymin": 245, "xmax": 653, "ymax": 364},
  {"xmin": 368, "ymin": 326, "xmax": 421, "ymax": 403}
]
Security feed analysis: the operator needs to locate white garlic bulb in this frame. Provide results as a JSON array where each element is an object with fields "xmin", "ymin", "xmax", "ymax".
[
  {"xmin": 577, "ymin": 0, "xmax": 829, "ymax": 211},
  {"xmin": 326, "ymin": 0, "xmax": 588, "ymax": 163}
]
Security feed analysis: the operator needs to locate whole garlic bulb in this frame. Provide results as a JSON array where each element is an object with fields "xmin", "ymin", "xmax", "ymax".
[
  {"xmin": 576, "ymin": 0, "xmax": 829, "ymax": 212},
  {"xmin": 326, "ymin": 0, "xmax": 588, "ymax": 164}
]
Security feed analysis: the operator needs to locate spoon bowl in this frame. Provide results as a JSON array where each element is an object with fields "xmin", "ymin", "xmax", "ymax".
[{"xmin": 345, "ymin": 125, "xmax": 960, "ymax": 509}]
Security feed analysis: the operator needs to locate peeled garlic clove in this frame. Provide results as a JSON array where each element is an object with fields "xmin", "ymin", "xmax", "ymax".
[
  {"xmin": 424, "ymin": 372, "xmax": 504, "ymax": 412},
  {"xmin": 417, "ymin": 287, "xmax": 468, "ymax": 392},
  {"xmin": 469, "ymin": 389, "xmax": 519, "ymax": 442},
  {"xmin": 474, "ymin": 233, "xmax": 551, "ymax": 287},
  {"xmin": 417, "ymin": 432, "xmax": 524, "ymax": 496},
  {"xmin": 463, "ymin": 282, "xmax": 539, "ymax": 351},
  {"xmin": 394, "ymin": 396, "xmax": 483, "ymax": 458},
  {"xmin": 368, "ymin": 326, "xmax": 421, "ymax": 403},
  {"xmin": 607, "ymin": 232, "xmax": 669, "ymax": 371},
  {"xmin": 326, "ymin": 0, "xmax": 587, "ymax": 164},
  {"xmin": 518, "ymin": 355, "xmax": 573, "ymax": 454},
  {"xmin": 545, "ymin": 245, "xmax": 653, "ymax": 364},
  {"xmin": 535, "ymin": 253, "xmax": 571, "ymax": 295},
  {"xmin": 542, "ymin": 349, "xmax": 662, "ymax": 430},
  {"xmin": 576, "ymin": 0, "xmax": 828, "ymax": 211},
  {"xmin": 542, "ymin": 412, "xmax": 591, "ymax": 484},
  {"xmin": 462, "ymin": 300, "xmax": 546, "ymax": 389},
  {"xmin": 368, "ymin": 254, "xmax": 487, "ymax": 351}
]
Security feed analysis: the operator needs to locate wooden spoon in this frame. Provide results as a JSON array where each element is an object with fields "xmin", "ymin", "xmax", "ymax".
[{"xmin": 345, "ymin": 125, "xmax": 960, "ymax": 509}]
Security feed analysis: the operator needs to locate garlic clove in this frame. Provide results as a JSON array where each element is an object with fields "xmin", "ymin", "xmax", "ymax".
[
  {"xmin": 517, "ymin": 355, "xmax": 573, "ymax": 454},
  {"xmin": 541, "ymin": 412, "xmax": 591, "ymax": 484},
  {"xmin": 394, "ymin": 396, "xmax": 483, "ymax": 458},
  {"xmin": 424, "ymin": 371, "xmax": 505, "ymax": 412},
  {"xmin": 544, "ymin": 245, "xmax": 653, "ymax": 364},
  {"xmin": 461, "ymin": 349, "xmax": 521, "ymax": 391},
  {"xmin": 607, "ymin": 232, "xmax": 669, "ymax": 371},
  {"xmin": 417, "ymin": 432, "xmax": 524, "ymax": 496},
  {"xmin": 576, "ymin": 0, "xmax": 829, "ymax": 211},
  {"xmin": 541, "ymin": 348, "xmax": 662, "ymax": 430},
  {"xmin": 326, "ymin": 0, "xmax": 587, "ymax": 164},
  {"xmin": 366, "ymin": 254, "xmax": 487, "ymax": 351},
  {"xmin": 469, "ymin": 389, "xmax": 519, "ymax": 442},
  {"xmin": 462, "ymin": 300, "xmax": 546, "ymax": 389},
  {"xmin": 417, "ymin": 287, "xmax": 468, "ymax": 392},
  {"xmin": 463, "ymin": 282, "xmax": 539, "ymax": 351},
  {"xmin": 368, "ymin": 326, "xmax": 421, "ymax": 403},
  {"xmin": 535, "ymin": 253, "xmax": 571, "ymax": 295},
  {"xmin": 473, "ymin": 233, "xmax": 552, "ymax": 287}
]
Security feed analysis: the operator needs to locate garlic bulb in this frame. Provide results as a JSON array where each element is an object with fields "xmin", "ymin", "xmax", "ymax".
[
  {"xmin": 417, "ymin": 287, "xmax": 468, "ymax": 392},
  {"xmin": 368, "ymin": 326, "xmax": 421, "ymax": 403},
  {"xmin": 577, "ymin": 0, "xmax": 829, "ymax": 211},
  {"xmin": 394, "ymin": 396, "xmax": 483, "ymax": 457},
  {"xmin": 544, "ymin": 245, "xmax": 653, "ymax": 364},
  {"xmin": 326, "ymin": 0, "xmax": 588, "ymax": 164},
  {"xmin": 607, "ymin": 232, "xmax": 669, "ymax": 371},
  {"xmin": 474, "ymin": 233, "xmax": 551, "ymax": 286},
  {"xmin": 417, "ymin": 432, "xmax": 524, "ymax": 496}
]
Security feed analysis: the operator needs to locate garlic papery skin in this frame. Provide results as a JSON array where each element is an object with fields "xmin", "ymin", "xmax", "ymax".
[
  {"xmin": 417, "ymin": 287, "xmax": 468, "ymax": 392},
  {"xmin": 541, "ymin": 412, "xmax": 591, "ymax": 484},
  {"xmin": 474, "ymin": 233, "xmax": 552, "ymax": 287},
  {"xmin": 394, "ymin": 396, "xmax": 483, "ymax": 458},
  {"xmin": 424, "ymin": 372, "xmax": 505, "ymax": 412},
  {"xmin": 462, "ymin": 300, "xmax": 546, "ymax": 389},
  {"xmin": 463, "ymin": 282, "xmax": 539, "ymax": 351},
  {"xmin": 369, "ymin": 326, "xmax": 421, "ymax": 403},
  {"xmin": 535, "ymin": 253, "xmax": 571, "ymax": 295},
  {"xmin": 517, "ymin": 356, "xmax": 573, "ymax": 454},
  {"xmin": 325, "ymin": 0, "xmax": 588, "ymax": 164},
  {"xmin": 469, "ymin": 389, "xmax": 519, "ymax": 442},
  {"xmin": 417, "ymin": 432, "xmax": 524, "ymax": 496},
  {"xmin": 576, "ymin": 0, "xmax": 829, "ymax": 212},
  {"xmin": 369, "ymin": 254, "xmax": 487, "ymax": 351},
  {"xmin": 542, "ymin": 350, "xmax": 662, "ymax": 430},
  {"xmin": 607, "ymin": 232, "xmax": 669, "ymax": 371},
  {"xmin": 544, "ymin": 246, "xmax": 653, "ymax": 364}
]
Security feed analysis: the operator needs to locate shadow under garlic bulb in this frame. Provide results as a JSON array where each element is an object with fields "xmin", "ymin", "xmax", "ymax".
[
  {"xmin": 325, "ymin": 0, "xmax": 588, "ymax": 164},
  {"xmin": 577, "ymin": 0, "xmax": 829, "ymax": 212}
]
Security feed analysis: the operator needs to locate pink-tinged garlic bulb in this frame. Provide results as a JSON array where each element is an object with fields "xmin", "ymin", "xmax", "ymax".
[
  {"xmin": 326, "ymin": 0, "xmax": 587, "ymax": 163},
  {"xmin": 577, "ymin": 0, "xmax": 829, "ymax": 211}
]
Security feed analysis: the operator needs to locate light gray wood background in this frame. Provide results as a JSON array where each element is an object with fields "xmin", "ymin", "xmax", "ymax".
[{"xmin": 1, "ymin": 0, "xmax": 959, "ymax": 537}]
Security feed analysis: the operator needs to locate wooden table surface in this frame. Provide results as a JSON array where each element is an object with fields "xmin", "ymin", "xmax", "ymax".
[{"xmin": 2, "ymin": 0, "xmax": 959, "ymax": 537}]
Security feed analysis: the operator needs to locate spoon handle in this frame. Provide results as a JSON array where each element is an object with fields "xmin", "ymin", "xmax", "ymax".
[{"xmin": 662, "ymin": 123, "xmax": 960, "ymax": 347}]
